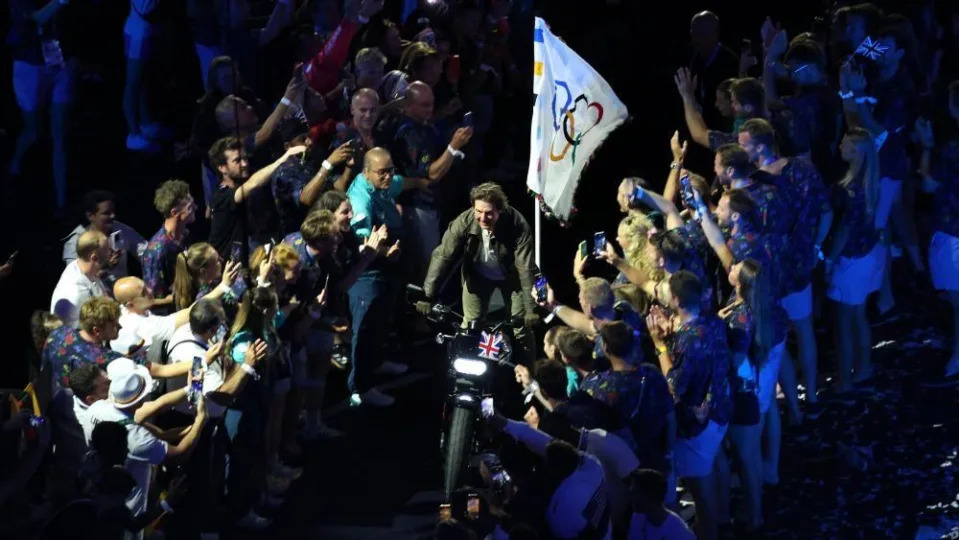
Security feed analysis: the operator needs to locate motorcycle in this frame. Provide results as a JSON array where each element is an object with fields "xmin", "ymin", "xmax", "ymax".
[{"xmin": 407, "ymin": 285, "xmax": 517, "ymax": 498}]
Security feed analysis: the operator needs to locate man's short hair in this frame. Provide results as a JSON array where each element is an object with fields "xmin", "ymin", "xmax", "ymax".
[
  {"xmin": 648, "ymin": 229, "xmax": 690, "ymax": 266},
  {"xmin": 68, "ymin": 364, "xmax": 105, "ymax": 401},
  {"xmin": 724, "ymin": 188, "xmax": 759, "ymax": 228},
  {"xmin": 316, "ymin": 190, "xmax": 348, "ymax": 214},
  {"xmin": 81, "ymin": 190, "xmax": 115, "ymax": 217},
  {"xmin": 534, "ymin": 359, "xmax": 569, "ymax": 401},
  {"xmin": 628, "ymin": 468, "xmax": 668, "ymax": 505},
  {"xmin": 207, "ymin": 136, "xmax": 243, "ymax": 170},
  {"xmin": 739, "ymin": 118, "xmax": 777, "ymax": 150},
  {"xmin": 668, "ymin": 271, "xmax": 703, "ymax": 311},
  {"xmin": 76, "ymin": 230, "xmax": 106, "ymax": 260},
  {"xmin": 78, "ymin": 297, "xmax": 121, "ymax": 333},
  {"xmin": 355, "ymin": 47, "xmax": 388, "ymax": 66},
  {"xmin": 190, "ymin": 298, "xmax": 226, "ymax": 336},
  {"xmin": 599, "ymin": 321, "xmax": 634, "ymax": 359},
  {"xmin": 352, "ymin": 87, "xmax": 380, "ymax": 107},
  {"xmin": 544, "ymin": 325, "xmax": 570, "ymax": 350},
  {"xmin": 556, "ymin": 330, "xmax": 594, "ymax": 371},
  {"xmin": 730, "ymin": 78, "xmax": 764, "ymax": 111},
  {"xmin": 716, "ymin": 144, "xmax": 756, "ymax": 178},
  {"xmin": 300, "ymin": 210, "xmax": 336, "ymax": 247},
  {"xmin": 153, "ymin": 179, "xmax": 191, "ymax": 217},
  {"xmin": 469, "ymin": 182, "xmax": 508, "ymax": 211},
  {"xmin": 271, "ymin": 242, "xmax": 300, "ymax": 272},
  {"xmin": 579, "ymin": 277, "xmax": 614, "ymax": 313}
]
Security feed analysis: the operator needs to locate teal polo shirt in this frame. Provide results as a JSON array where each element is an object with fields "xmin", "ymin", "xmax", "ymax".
[{"xmin": 347, "ymin": 173, "xmax": 404, "ymax": 238}]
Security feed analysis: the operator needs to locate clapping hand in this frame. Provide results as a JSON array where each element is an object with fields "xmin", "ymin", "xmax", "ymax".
[
  {"xmin": 243, "ymin": 339, "xmax": 269, "ymax": 367},
  {"xmin": 514, "ymin": 364, "xmax": 532, "ymax": 387},
  {"xmin": 364, "ymin": 224, "xmax": 388, "ymax": 253},
  {"xmin": 203, "ymin": 340, "xmax": 224, "ymax": 367}
]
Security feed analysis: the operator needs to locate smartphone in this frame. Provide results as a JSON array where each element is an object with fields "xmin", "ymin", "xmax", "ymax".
[
  {"xmin": 462, "ymin": 111, "xmax": 474, "ymax": 128},
  {"xmin": 592, "ymin": 232, "xmax": 606, "ymax": 257},
  {"xmin": 578, "ymin": 240, "xmax": 588, "ymax": 259},
  {"xmin": 438, "ymin": 503, "xmax": 452, "ymax": 521},
  {"xmin": 481, "ymin": 397, "xmax": 494, "ymax": 418},
  {"xmin": 679, "ymin": 173, "xmax": 695, "ymax": 210},
  {"xmin": 190, "ymin": 356, "xmax": 204, "ymax": 404},
  {"xmin": 213, "ymin": 324, "xmax": 227, "ymax": 344},
  {"xmin": 534, "ymin": 273, "xmax": 547, "ymax": 303},
  {"xmin": 109, "ymin": 230, "xmax": 122, "ymax": 251},
  {"xmin": 466, "ymin": 494, "xmax": 481, "ymax": 520},
  {"xmin": 230, "ymin": 241, "xmax": 243, "ymax": 263}
]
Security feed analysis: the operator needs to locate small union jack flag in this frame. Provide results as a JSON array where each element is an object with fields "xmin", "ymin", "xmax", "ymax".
[
  {"xmin": 477, "ymin": 331, "xmax": 503, "ymax": 360},
  {"xmin": 855, "ymin": 36, "xmax": 888, "ymax": 61}
]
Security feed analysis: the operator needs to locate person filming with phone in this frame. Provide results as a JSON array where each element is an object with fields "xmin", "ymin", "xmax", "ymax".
[{"xmin": 418, "ymin": 182, "xmax": 537, "ymax": 364}]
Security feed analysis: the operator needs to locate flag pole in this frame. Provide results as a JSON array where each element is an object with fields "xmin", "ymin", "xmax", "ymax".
[{"xmin": 534, "ymin": 197, "xmax": 541, "ymax": 269}]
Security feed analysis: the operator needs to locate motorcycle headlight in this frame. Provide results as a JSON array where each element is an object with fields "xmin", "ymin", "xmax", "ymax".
[{"xmin": 453, "ymin": 358, "xmax": 488, "ymax": 376}]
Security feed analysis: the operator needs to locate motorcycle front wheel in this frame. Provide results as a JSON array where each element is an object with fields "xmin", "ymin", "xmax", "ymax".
[{"xmin": 443, "ymin": 404, "xmax": 474, "ymax": 498}]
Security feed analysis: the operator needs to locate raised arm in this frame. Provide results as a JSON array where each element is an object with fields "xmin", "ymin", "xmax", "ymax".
[
  {"xmin": 235, "ymin": 145, "xmax": 306, "ymax": 204},
  {"xmin": 696, "ymin": 204, "xmax": 734, "ymax": 272},
  {"xmin": 300, "ymin": 143, "xmax": 353, "ymax": 206},
  {"xmin": 675, "ymin": 68, "xmax": 711, "ymax": 148},
  {"xmin": 427, "ymin": 128, "xmax": 474, "ymax": 181}
]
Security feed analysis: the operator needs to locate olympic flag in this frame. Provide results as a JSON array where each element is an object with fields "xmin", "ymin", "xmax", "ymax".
[{"xmin": 526, "ymin": 17, "xmax": 628, "ymax": 223}]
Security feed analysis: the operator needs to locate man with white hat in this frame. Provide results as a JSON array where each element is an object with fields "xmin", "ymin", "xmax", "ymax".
[{"xmin": 86, "ymin": 358, "xmax": 209, "ymax": 521}]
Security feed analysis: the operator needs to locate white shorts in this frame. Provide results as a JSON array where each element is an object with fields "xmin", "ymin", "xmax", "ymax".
[
  {"xmin": 827, "ymin": 243, "xmax": 885, "ymax": 305},
  {"xmin": 758, "ymin": 341, "xmax": 785, "ymax": 415},
  {"xmin": 675, "ymin": 420, "xmax": 728, "ymax": 478},
  {"xmin": 780, "ymin": 283, "xmax": 812, "ymax": 321},
  {"xmin": 13, "ymin": 60, "xmax": 75, "ymax": 111},
  {"xmin": 930, "ymin": 231, "xmax": 959, "ymax": 291}
]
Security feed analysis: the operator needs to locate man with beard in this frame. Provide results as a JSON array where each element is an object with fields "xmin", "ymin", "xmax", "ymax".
[{"xmin": 208, "ymin": 136, "xmax": 306, "ymax": 261}]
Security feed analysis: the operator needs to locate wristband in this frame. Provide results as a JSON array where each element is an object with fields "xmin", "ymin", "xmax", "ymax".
[
  {"xmin": 838, "ymin": 90, "xmax": 854, "ymax": 100},
  {"xmin": 656, "ymin": 344, "xmax": 669, "ymax": 355},
  {"xmin": 216, "ymin": 282, "xmax": 231, "ymax": 295},
  {"xmin": 256, "ymin": 277, "xmax": 271, "ymax": 288},
  {"xmin": 240, "ymin": 363, "xmax": 260, "ymax": 380},
  {"xmin": 160, "ymin": 499, "xmax": 174, "ymax": 514},
  {"xmin": 280, "ymin": 96, "xmax": 293, "ymax": 107},
  {"xmin": 447, "ymin": 145, "xmax": 465, "ymax": 160},
  {"xmin": 357, "ymin": 15, "xmax": 369, "ymax": 24},
  {"xmin": 321, "ymin": 160, "xmax": 334, "ymax": 172}
]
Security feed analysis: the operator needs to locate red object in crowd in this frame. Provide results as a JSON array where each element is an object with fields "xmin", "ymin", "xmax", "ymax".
[
  {"xmin": 446, "ymin": 55, "xmax": 461, "ymax": 85},
  {"xmin": 304, "ymin": 19, "xmax": 359, "ymax": 95}
]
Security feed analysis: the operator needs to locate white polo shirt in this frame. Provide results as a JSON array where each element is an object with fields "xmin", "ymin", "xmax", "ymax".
[
  {"xmin": 50, "ymin": 261, "xmax": 109, "ymax": 327},
  {"xmin": 110, "ymin": 305, "xmax": 179, "ymax": 355},
  {"xmin": 72, "ymin": 396, "xmax": 98, "ymax": 444}
]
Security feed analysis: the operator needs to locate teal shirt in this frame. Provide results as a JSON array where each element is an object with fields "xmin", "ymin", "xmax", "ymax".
[
  {"xmin": 228, "ymin": 311, "xmax": 286, "ymax": 364},
  {"xmin": 566, "ymin": 366, "xmax": 581, "ymax": 397},
  {"xmin": 347, "ymin": 173, "xmax": 404, "ymax": 238}
]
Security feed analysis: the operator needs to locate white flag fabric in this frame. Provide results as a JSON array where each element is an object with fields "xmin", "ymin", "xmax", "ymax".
[{"xmin": 526, "ymin": 17, "xmax": 628, "ymax": 221}]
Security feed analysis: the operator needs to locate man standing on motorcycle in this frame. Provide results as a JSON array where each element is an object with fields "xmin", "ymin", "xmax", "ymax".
[{"xmin": 418, "ymin": 182, "xmax": 538, "ymax": 364}]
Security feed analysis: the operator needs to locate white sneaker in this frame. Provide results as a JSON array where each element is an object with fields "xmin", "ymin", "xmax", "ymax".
[
  {"xmin": 374, "ymin": 360, "xmax": 408, "ymax": 376},
  {"xmin": 358, "ymin": 388, "xmax": 395, "ymax": 407},
  {"xmin": 236, "ymin": 510, "xmax": 271, "ymax": 530},
  {"xmin": 126, "ymin": 133, "xmax": 160, "ymax": 152}
]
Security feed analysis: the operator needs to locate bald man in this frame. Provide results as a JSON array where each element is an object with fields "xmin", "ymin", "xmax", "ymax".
[
  {"xmin": 343, "ymin": 146, "xmax": 433, "ymax": 407},
  {"xmin": 391, "ymin": 80, "xmax": 474, "ymax": 281},
  {"xmin": 51, "ymin": 230, "xmax": 111, "ymax": 327},
  {"xmin": 110, "ymin": 276, "xmax": 192, "ymax": 356},
  {"xmin": 688, "ymin": 10, "xmax": 739, "ymax": 131}
]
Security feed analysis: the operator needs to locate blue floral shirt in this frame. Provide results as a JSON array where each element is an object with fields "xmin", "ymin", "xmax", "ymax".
[
  {"xmin": 667, "ymin": 315, "xmax": 731, "ymax": 433},
  {"xmin": 390, "ymin": 118, "xmax": 442, "ymax": 207},
  {"xmin": 141, "ymin": 226, "xmax": 184, "ymax": 300},
  {"xmin": 726, "ymin": 225, "xmax": 779, "ymax": 297},
  {"xmin": 43, "ymin": 326, "xmax": 124, "ymax": 388},
  {"xmin": 272, "ymin": 156, "xmax": 321, "ymax": 237},
  {"xmin": 774, "ymin": 157, "xmax": 829, "ymax": 294}
]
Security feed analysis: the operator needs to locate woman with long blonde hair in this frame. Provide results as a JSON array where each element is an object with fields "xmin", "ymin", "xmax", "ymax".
[{"xmin": 824, "ymin": 128, "xmax": 885, "ymax": 398}]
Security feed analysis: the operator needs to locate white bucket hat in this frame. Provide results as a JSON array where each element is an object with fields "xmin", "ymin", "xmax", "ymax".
[{"xmin": 106, "ymin": 358, "xmax": 153, "ymax": 410}]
